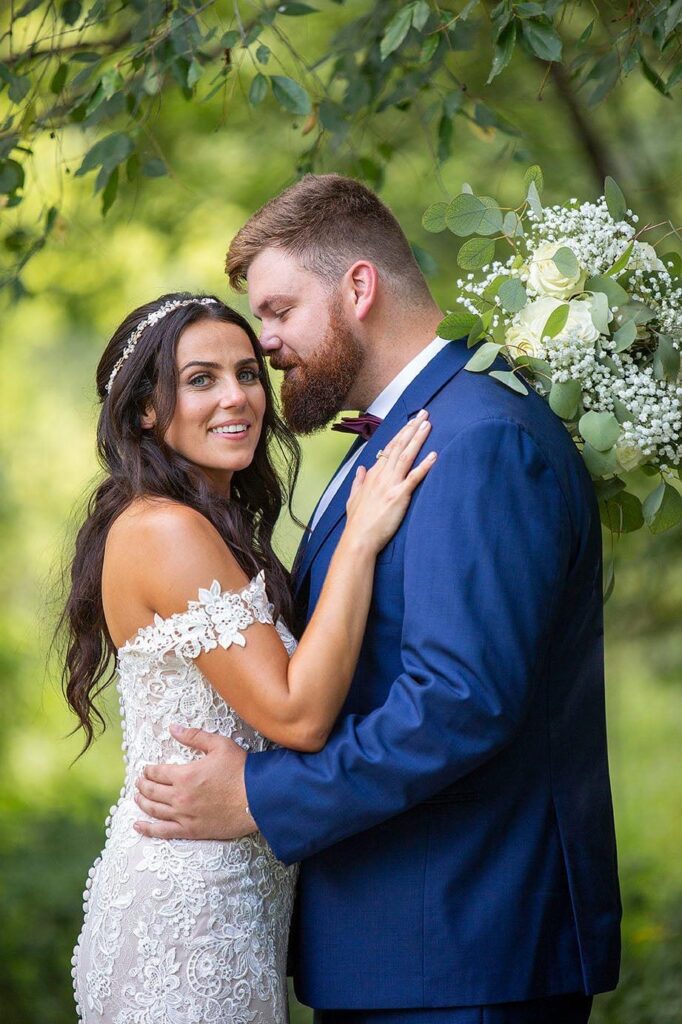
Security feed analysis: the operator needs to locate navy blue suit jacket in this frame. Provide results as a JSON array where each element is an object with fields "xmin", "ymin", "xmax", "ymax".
[{"xmin": 245, "ymin": 340, "xmax": 621, "ymax": 1009}]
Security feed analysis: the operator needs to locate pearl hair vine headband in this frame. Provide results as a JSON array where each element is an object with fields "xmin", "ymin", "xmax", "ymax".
[{"xmin": 105, "ymin": 297, "xmax": 219, "ymax": 395}]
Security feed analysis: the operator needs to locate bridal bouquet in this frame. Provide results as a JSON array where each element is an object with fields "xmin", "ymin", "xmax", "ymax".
[{"xmin": 423, "ymin": 170, "xmax": 682, "ymax": 546}]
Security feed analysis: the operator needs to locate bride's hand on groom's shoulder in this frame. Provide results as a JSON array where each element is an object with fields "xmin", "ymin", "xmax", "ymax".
[
  {"xmin": 133, "ymin": 726, "xmax": 257, "ymax": 841},
  {"xmin": 344, "ymin": 410, "xmax": 437, "ymax": 556}
]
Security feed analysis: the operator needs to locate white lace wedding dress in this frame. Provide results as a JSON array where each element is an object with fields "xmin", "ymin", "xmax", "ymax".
[{"xmin": 73, "ymin": 572, "xmax": 298, "ymax": 1024}]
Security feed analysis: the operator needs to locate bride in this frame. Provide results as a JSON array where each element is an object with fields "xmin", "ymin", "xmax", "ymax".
[{"xmin": 62, "ymin": 292, "xmax": 435, "ymax": 1023}]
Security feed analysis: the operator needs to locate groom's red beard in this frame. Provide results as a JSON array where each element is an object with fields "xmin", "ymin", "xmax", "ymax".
[{"xmin": 271, "ymin": 299, "xmax": 365, "ymax": 435}]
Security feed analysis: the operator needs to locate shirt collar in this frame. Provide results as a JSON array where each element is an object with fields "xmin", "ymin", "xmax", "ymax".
[{"xmin": 365, "ymin": 336, "xmax": 450, "ymax": 419}]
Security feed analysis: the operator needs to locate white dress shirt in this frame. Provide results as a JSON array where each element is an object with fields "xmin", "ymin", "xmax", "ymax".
[{"xmin": 309, "ymin": 336, "xmax": 449, "ymax": 530}]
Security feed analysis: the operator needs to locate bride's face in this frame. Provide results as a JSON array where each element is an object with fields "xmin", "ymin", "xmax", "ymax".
[{"xmin": 154, "ymin": 319, "xmax": 266, "ymax": 495}]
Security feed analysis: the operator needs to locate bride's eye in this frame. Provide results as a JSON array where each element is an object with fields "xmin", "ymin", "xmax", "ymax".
[
  {"xmin": 188, "ymin": 373, "xmax": 211, "ymax": 387},
  {"xmin": 237, "ymin": 368, "xmax": 261, "ymax": 383}
]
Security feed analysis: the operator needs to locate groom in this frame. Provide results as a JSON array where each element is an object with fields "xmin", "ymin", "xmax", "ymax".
[{"xmin": 135, "ymin": 174, "xmax": 621, "ymax": 1022}]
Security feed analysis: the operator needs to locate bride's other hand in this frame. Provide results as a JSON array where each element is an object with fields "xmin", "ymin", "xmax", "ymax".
[{"xmin": 344, "ymin": 410, "xmax": 436, "ymax": 556}]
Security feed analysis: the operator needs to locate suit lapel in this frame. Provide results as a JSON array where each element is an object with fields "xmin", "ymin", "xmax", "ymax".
[{"xmin": 293, "ymin": 339, "xmax": 470, "ymax": 597}]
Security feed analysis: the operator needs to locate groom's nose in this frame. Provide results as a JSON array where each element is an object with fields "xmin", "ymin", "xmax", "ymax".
[{"xmin": 258, "ymin": 325, "xmax": 282, "ymax": 353}]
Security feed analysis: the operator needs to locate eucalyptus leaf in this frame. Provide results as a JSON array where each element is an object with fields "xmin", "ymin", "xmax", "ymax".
[
  {"xmin": 438, "ymin": 309, "xmax": 478, "ymax": 340},
  {"xmin": 465, "ymin": 341, "xmax": 502, "ymax": 372},
  {"xmin": 521, "ymin": 21, "xmax": 562, "ymax": 62},
  {"xmin": 477, "ymin": 197, "xmax": 504, "ymax": 236},
  {"xmin": 502, "ymin": 211, "xmax": 523, "ymax": 237},
  {"xmin": 612, "ymin": 319, "xmax": 637, "ymax": 352},
  {"xmin": 497, "ymin": 277, "xmax": 527, "ymax": 313},
  {"xmin": 581, "ymin": 442, "xmax": 619, "ymax": 478},
  {"xmin": 549, "ymin": 379, "xmax": 581, "ymax": 420},
  {"xmin": 445, "ymin": 193, "xmax": 485, "ymax": 236},
  {"xmin": 600, "ymin": 491, "xmax": 644, "ymax": 534},
  {"xmin": 542, "ymin": 303, "xmax": 570, "ymax": 339},
  {"xmin": 606, "ymin": 241, "xmax": 634, "ymax": 277},
  {"xmin": 586, "ymin": 275, "xmax": 629, "ymax": 307},
  {"xmin": 422, "ymin": 202, "xmax": 448, "ymax": 233},
  {"xmin": 457, "ymin": 236, "xmax": 495, "ymax": 269},
  {"xmin": 588, "ymin": 290, "xmax": 611, "ymax": 335},
  {"xmin": 616, "ymin": 301, "xmax": 656, "ymax": 326},
  {"xmin": 653, "ymin": 335, "xmax": 681, "ymax": 381},
  {"xmin": 604, "ymin": 176, "xmax": 627, "ymax": 221},
  {"xmin": 552, "ymin": 246, "xmax": 579, "ymax": 279},
  {"xmin": 579, "ymin": 410, "xmax": 622, "ymax": 452},
  {"xmin": 643, "ymin": 481, "xmax": 682, "ymax": 533},
  {"xmin": 526, "ymin": 180, "xmax": 542, "ymax": 217},
  {"xmin": 662, "ymin": 251, "xmax": 682, "ymax": 277},
  {"xmin": 489, "ymin": 369, "xmax": 528, "ymax": 394},
  {"xmin": 612, "ymin": 397, "xmax": 631, "ymax": 424},
  {"xmin": 523, "ymin": 164, "xmax": 544, "ymax": 193}
]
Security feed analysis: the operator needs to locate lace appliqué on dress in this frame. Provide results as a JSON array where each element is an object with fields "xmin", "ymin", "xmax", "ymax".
[{"xmin": 73, "ymin": 573, "xmax": 298, "ymax": 1024}]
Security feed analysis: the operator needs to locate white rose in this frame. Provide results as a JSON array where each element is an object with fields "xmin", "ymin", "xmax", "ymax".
[
  {"xmin": 506, "ymin": 296, "xmax": 602, "ymax": 358},
  {"xmin": 506, "ymin": 296, "xmax": 563, "ymax": 357},
  {"xmin": 630, "ymin": 241, "xmax": 666, "ymax": 274},
  {"xmin": 615, "ymin": 444, "xmax": 646, "ymax": 472},
  {"xmin": 527, "ymin": 240, "xmax": 587, "ymax": 298},
  {"xmin": 560, "ymin": 298, "xmax": 602, "ymax": 345}
]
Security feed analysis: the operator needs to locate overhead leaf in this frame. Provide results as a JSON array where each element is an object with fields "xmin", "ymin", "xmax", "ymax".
[
  {"xmin": 579, "ymin": 410, "xmax": 622, "ymax": 452},
  {"xmin": 521, "ymin": 21, "xmax": 562, "ymax": 62},
  {"xmin": 465, "ymin": 341, "xmax": 501, "ymax": 372},
  {"xmin": 270, "ymin": 75, "xmax": 311, "ymax": 115},
  {"xmin": 380, "ymin": 5, "xmax": 414, "ymax": 60},
  {"xmin": 487, "ymin": 21, "xmax": 516, "ymax": 84},
  {"xmin": 489, "ymin": 369, "xmax": 528, "ymax": 394},
  {"xmin": 101, "ymin": 165, "xmax": 118, "ymax": 216},
  {"xmin": 643, "ymin": 481, "xmax": 682, "ymax": 534},
  {"xmin": 639, "ymin": 53, "xmax": 671, "ymax": 98},
  {"xmin": 277, "ymin": 2, "xmax": 318, "ymax": 13},
  {"xmin": 549, "ymin": 378, "xmax": 581, "ymax": 420},
  {"xmin": 0, "ymin": 159, "xmax": 25, "ymax": 194},
  {"xmin": 438, "ymin": 309, "xmax": 479, "ymax": 340},
  {"xmin": 498, "ymin": 277, "xmax": 527, "ymax": 312},
  {"xmin": 412, "ymin": 0, "xmax": 431, "ymax": 32},
  {"xmin": 422, "ymin": 202, "xmax": 448, "ymax": 233},
  {"xmin": 445, "ymin": 193, "xmax": 485, "ymax": 236},
  {"xmin": 142, "ymin": 158, "xmax": 167, "ymax": 177},
  {"xmin": 457, "ymin": 236, "xmax": 495, "ymax": 269},
  {"xmin": 604, "ymin": 176, "xmax": 627, "ymax": 221},
  {"xmin": 249, "ymin": 73, "xmax": 268, "ymax": 106},
  {"xmin": 75, "ymin": 132, "xmax": 134, "ymax": 178}
]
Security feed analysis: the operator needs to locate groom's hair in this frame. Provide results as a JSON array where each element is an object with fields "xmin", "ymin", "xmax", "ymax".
[{"xmin": 226, "ymin": 174, "xmax": 432, "ymax": 304}]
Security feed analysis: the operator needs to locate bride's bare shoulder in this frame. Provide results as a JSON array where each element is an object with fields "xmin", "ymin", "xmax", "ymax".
[{"xmin": 107, "ymin": 497, "xmax": 219, "ymax": 551}]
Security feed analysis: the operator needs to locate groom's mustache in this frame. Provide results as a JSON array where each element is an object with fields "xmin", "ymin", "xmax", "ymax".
[{"xmin": 269, "ymin": 355, "xmax": 301, "ymax": 374}]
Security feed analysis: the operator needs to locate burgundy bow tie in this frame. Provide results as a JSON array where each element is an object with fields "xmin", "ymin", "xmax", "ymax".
[{"xmin": 331, "ymin": 413, "xmax": 383, "ymax": 440}]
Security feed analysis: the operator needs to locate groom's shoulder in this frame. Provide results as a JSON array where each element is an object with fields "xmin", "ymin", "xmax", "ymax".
[{"xmin": 434, "ymin": 362, "xmax": 578, "ymax": 467}]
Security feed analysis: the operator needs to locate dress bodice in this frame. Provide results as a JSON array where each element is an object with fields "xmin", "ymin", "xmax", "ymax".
[{"xmin": 116, "ymin": 570, "xmax": 297, "ymax": 784}]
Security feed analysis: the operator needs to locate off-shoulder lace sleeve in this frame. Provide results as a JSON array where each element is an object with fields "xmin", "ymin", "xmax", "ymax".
[{"xmin": 120, "ymin": 570, "xmax": 275, "ymax": 660}]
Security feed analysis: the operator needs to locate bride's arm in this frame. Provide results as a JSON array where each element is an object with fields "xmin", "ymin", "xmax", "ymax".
[{"xmin": 128, "ymin": 414, "xmax": 435, "ymax": 752}]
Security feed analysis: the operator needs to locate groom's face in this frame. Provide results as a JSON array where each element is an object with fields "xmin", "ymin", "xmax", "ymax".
[{"xmin": 247, "ymin": 247, "xmax": 365, "ymax": 434}]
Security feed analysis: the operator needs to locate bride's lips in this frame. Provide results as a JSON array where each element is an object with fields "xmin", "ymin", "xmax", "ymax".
[{"xmin": 208, "ymin": 421, "xmax": 251, "ymax": 441}]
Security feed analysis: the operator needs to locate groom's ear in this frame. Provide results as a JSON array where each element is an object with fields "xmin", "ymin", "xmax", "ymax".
[{"xmin": 345, "ymin": 260, "xmax": 378, "ymax": 322}]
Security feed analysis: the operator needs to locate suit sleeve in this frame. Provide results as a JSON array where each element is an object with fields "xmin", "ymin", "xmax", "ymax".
[{"xmin": 245, "ymin": 417, "xmax": 572, "ymax": 864}]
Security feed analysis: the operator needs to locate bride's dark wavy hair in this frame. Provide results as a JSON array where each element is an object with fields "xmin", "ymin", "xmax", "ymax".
[{"xmin": 58, "ymin": 292, "xmax": 301, "ymax": 752}]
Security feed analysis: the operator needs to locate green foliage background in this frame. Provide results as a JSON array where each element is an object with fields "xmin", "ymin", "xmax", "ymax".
[{"xmin": 1, "ymin": 3, "xmax": 681, "ymax": 1021}]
